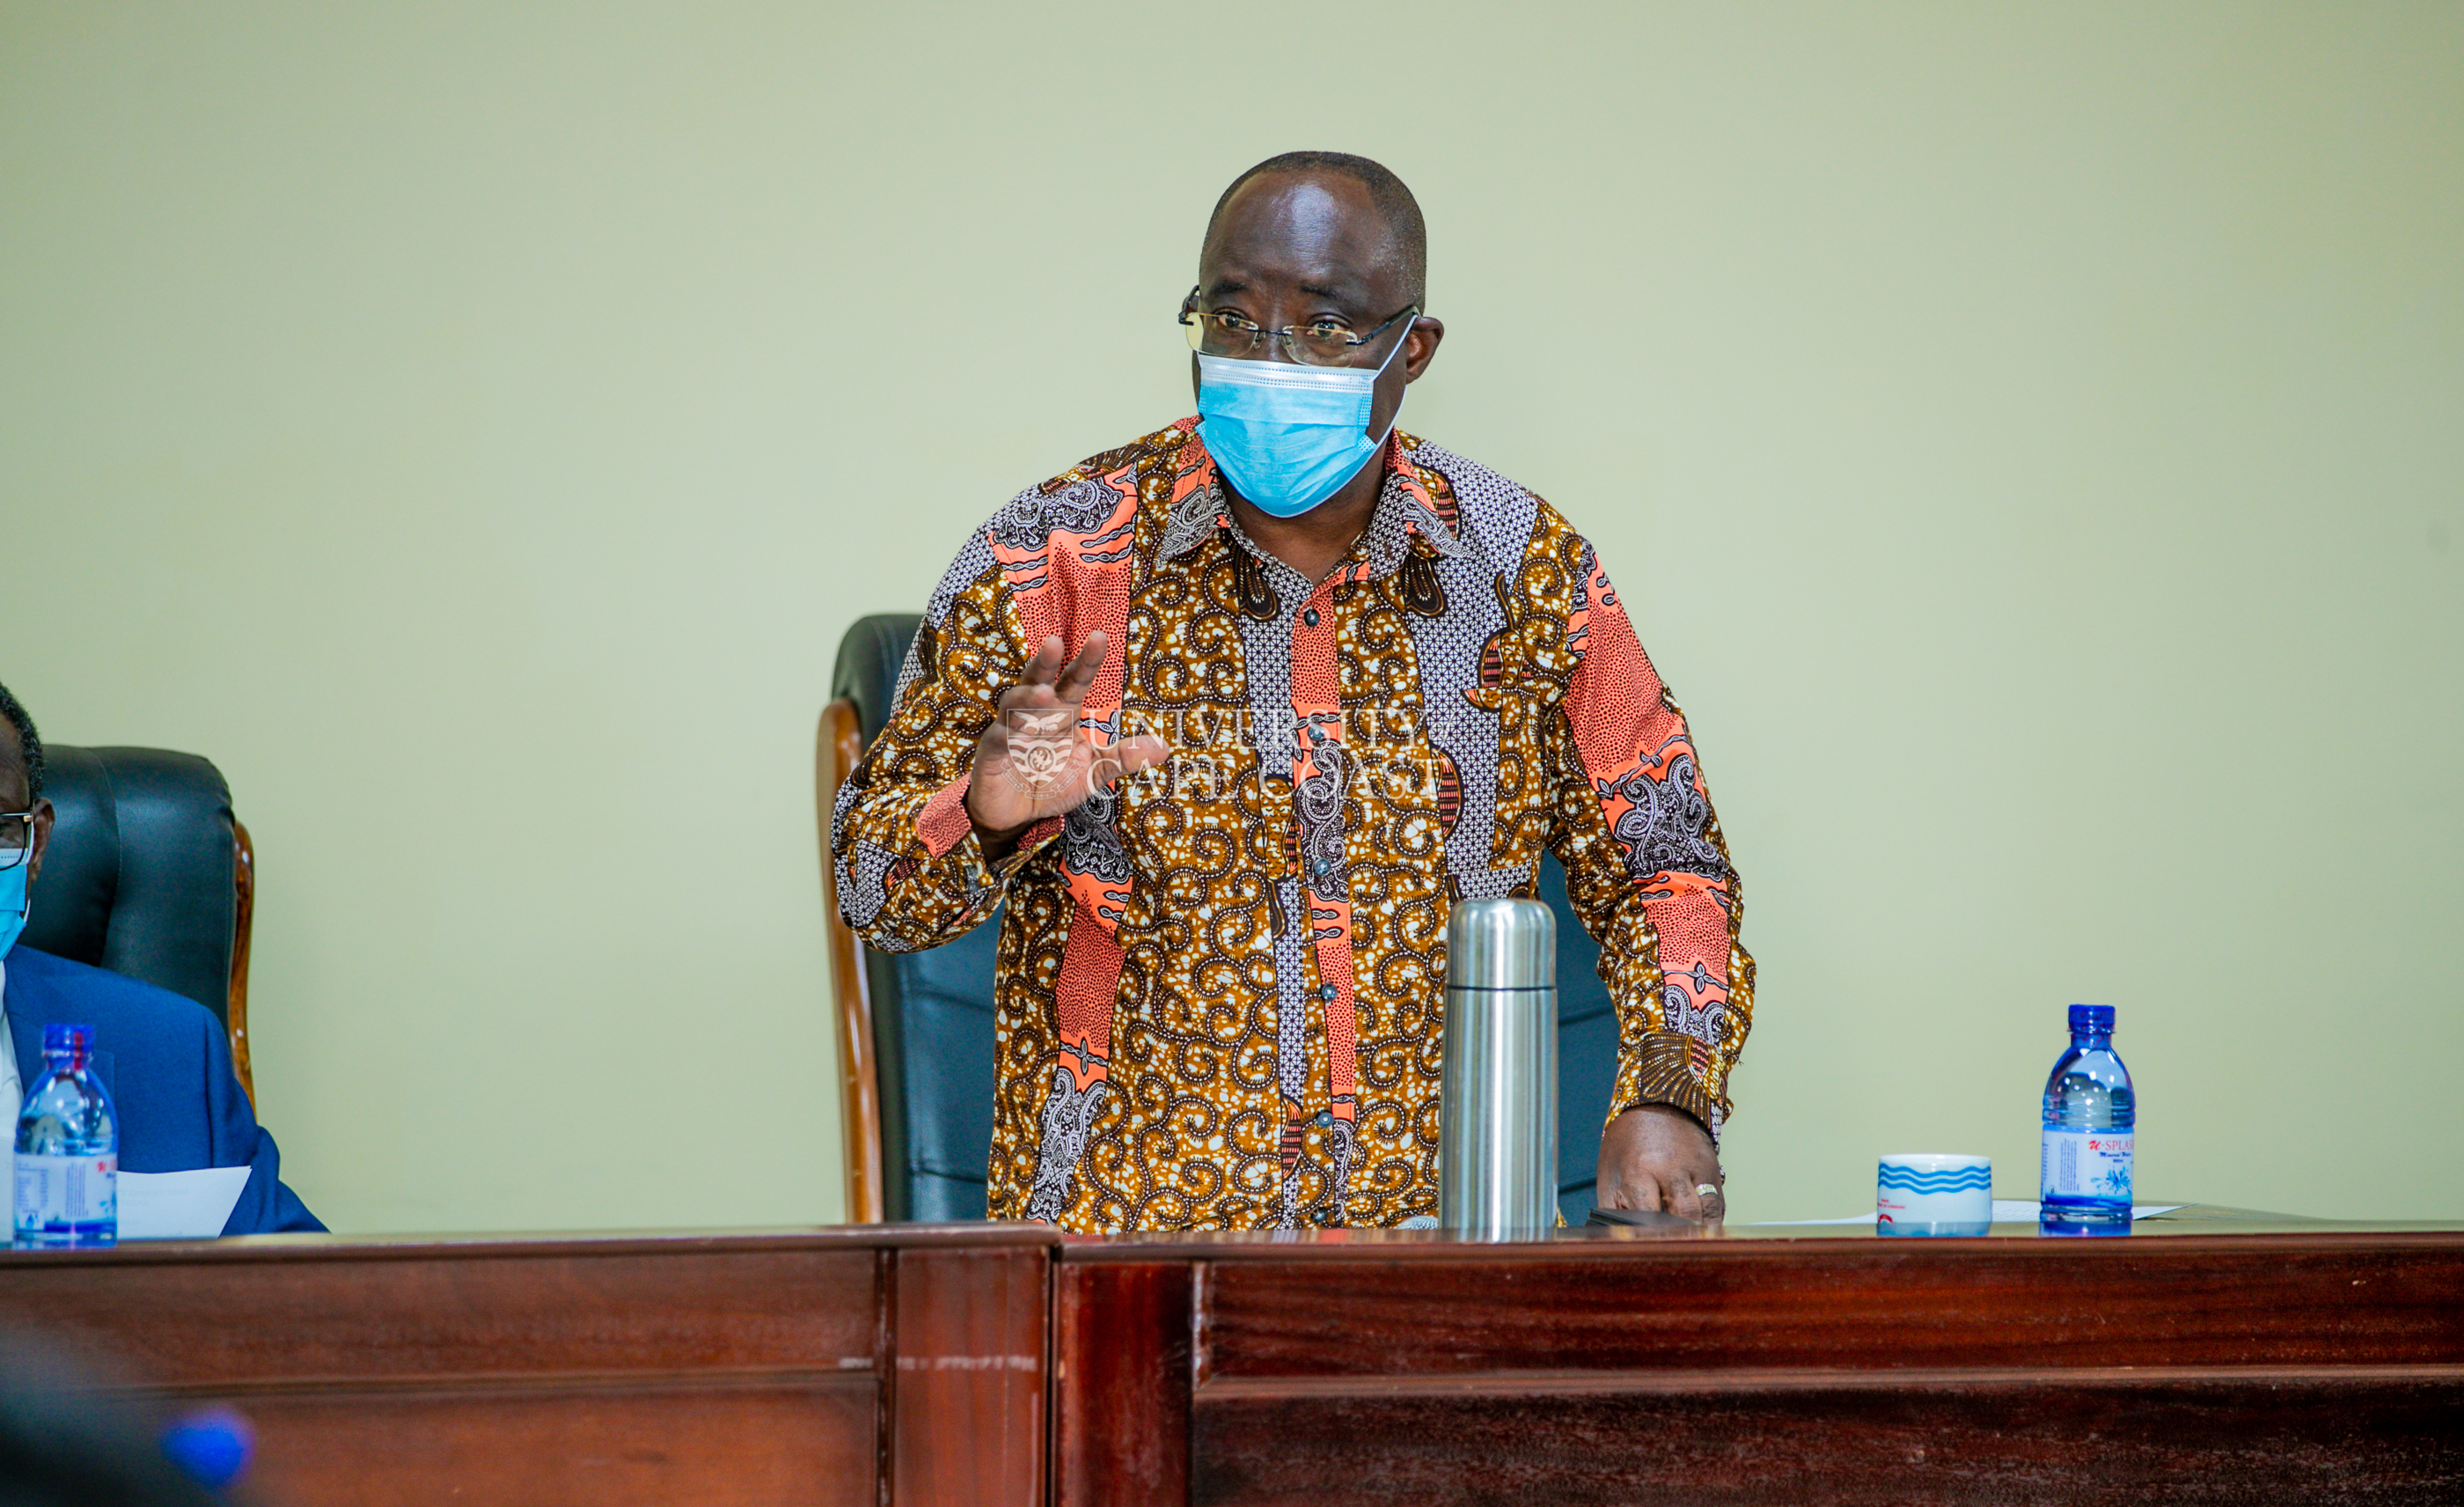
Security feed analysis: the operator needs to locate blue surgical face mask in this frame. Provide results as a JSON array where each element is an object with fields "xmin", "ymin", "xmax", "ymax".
[
  {"xmin": 0, "ymin": 856, "xmax": 27, "ymax": 959},
  {"xmin": 1196, "ymin": 319, "xmax": 1414, "ymax": 518}
]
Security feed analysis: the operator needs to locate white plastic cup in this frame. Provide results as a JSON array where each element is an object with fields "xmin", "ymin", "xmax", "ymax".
[{"xmin": 1876, "ymin": 1153, "xmax": 1991, "ymax": 1236}]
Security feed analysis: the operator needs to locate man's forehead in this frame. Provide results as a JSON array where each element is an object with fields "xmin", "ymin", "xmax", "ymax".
[
  {"xmin": 1215, "ymin": 171, "xmax": 1362, "ymax": 227},
  {"xmin": 1201, "ymin": 172, "xmax": 1399, "ymax": 298}
]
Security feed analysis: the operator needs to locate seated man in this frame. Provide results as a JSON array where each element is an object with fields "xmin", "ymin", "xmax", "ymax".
[
  {"xmin": 0, "ymin": 681, "xmax": 322, "ymax": 1234},
  {"xmin": 833, "ymin": 151, "xmax": 1753, "ymax": 1232}
]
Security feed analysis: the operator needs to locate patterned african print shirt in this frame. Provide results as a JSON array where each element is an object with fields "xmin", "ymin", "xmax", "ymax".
[{"xmin": 832, "ymin": 420, "xmax": 1753, "ymax": 1232}]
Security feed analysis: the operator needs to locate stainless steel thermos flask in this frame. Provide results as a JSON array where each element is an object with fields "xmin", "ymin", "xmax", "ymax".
[{"xmin": 1439, "ymin": 897, "xmax": 1558, "ymax": 1237}]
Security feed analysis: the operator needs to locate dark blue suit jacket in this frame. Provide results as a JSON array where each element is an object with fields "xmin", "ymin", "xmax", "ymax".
[{"xmin": 4, "ymin": 945, "xmax": 323, "ymax": 1234}]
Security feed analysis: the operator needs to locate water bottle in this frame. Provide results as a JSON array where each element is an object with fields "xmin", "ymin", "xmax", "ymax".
[
  {"xmin": 2039, "ymin": 1003, "xmax": 2133, "ymax": 1231},
  {"xmin": 14, "ymin": 1023, "xmax": 118, "ymax": 1249}
]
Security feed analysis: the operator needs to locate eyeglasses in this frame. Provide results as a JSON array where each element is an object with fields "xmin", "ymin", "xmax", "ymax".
[
  {"xmin": 1180, "ymin": 288, "xmax": 1420, "ymax": 367},
  {"xmin": 0, "ymin": 812, "xmax": 30, "ymax": 871}
]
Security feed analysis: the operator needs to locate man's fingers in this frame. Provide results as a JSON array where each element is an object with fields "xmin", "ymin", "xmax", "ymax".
[
  {"xmin": 1626, "ymin": 1171, "xmax": 1665, "ymax": 1213},
  {"xmin": 1019, "ymin": 636, "xmax": 1067, "ymax": 689},
  {"xmin": 1668, "ymin": 1176, "xmax": 1703, "ymax": 1221},
  {"xmin": 992, "ymin": 639, "xmax": 1075, "ymax": 723},
  {"xmin": 1054, "ymin": 631, "xmax": 1109, "ymax": 703},
  {"xmin": 1677, "ymin": 1170, "xmax": 1726, "ymax": 1224},
  {"xmin": 1113, "ymin": 734, "xmax": 1170, "ymax": 782},
  {"xmin": 1084, "ymin": 735, "xmax": 1170, "ymax": 798}
]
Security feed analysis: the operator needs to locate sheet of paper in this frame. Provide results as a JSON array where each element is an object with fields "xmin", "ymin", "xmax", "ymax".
[
  {"xmin": 1749, "ymin": 1213, "xmax": 1885, "ymax": 1226},
  {"xmin": 1748, "ymin": 1202, "xmax": 2186, "ymax": 1227},
  {"xmin": 1991, "ymin": 1201, "xmax": 2187, "ymax": 1221},
  {"xmin": 117, "ymin": 1167, "xmax": 252, "ymax": 1240}
]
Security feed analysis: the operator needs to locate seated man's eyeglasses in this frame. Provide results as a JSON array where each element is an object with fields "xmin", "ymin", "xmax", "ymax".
[
  {"xmin": 0, "ymin": 812, "xmax": 30, "ymax": 870},
  {"xmin": 1180, "ymin": 288, "xmax": 1419, "ymax": 366}
]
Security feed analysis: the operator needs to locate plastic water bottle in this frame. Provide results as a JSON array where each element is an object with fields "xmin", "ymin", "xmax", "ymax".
[
  {"xmin": 14, "ymin": 1023, "xmax": 118, "ymax": 1249},
  {"xmin": 2039, "ymin": 1003, "xmax": 2133, "ymax": 1231}
]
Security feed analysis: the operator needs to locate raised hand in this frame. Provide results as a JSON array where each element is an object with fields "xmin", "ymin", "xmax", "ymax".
[{"xmin": 964, "ymin": 632, "xmax": 1170, "ymax": 860}]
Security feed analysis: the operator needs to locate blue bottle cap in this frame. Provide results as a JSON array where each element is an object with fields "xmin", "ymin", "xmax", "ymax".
[
  {"xmin": 161, "ymin": 1408, "xmax": 254, "ymax": 1489},
  {"xmin": 2068, "ymin": 1003, "xmax": 2115, "ymax": 1031},
  {"xmin": 40, "ymin": 1023, "xmax": 93, "ymax": 1055}
]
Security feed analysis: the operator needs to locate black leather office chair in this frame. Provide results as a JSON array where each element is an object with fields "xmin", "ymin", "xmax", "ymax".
[
  {"xmin": 819, "ymin": 614, "xmax": 1617, "ymax": 1224},
  {"xmin": 19, "ymin": 746, "xmax": 257, "ymax": 1103}
]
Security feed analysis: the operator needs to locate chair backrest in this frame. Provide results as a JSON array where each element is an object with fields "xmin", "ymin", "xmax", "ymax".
[
  {"xmin": 819, "ymin": 615, "xmax": 1614, "ymax": 1224},
  {"xmin": 822, "ymin": 615, "xmax": 1001, "ymax": 1223},
  {"xmin": 1540, "ymin": 856, "xmax": 1616, "ymax": 1224},
  {"xmin": 20, "ymin": 746, "xmax": 256, "ymax": 1102}
]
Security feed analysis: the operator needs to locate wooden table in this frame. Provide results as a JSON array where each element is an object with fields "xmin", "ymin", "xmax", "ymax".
[{"xmin": 4, "ymin": 1216, "xmax": 2459, "ymax": 1505}]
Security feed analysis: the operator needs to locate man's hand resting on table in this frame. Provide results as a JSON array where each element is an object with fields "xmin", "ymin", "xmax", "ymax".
[
  {"xmin": 1596, "ymin": 1105, "xmax": 1725, "ymax": 1223},
  {"xmin": 965, "ymin": 631, "xmax": 1170, "ymax": 863}
]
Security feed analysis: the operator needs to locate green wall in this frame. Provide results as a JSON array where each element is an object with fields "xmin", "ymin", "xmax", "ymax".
[{"xmin": 3, "ymin": 3, "xmax": 2456, "ymax": 1231}]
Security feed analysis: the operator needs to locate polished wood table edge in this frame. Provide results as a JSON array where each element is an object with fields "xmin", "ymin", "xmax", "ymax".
[
  {"xmin": 9, "ymin": 1216, "xmax": 2454, "ymax": 1269},
  {"xmin": 0, "ymin": 1221, "xmax": 1063, "ymax": 1268},
  {"xmin": 1054, "ymin": 1222, "xmax": 2464, "ymax": 1262},
  {"xmin": 76, "ymin": 1365, "xmax": 885, "ymax": 1401}
]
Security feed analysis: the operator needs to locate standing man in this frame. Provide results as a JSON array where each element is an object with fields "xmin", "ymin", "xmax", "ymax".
[{"xmin": 833, "ymin": 152, "xmax": 1752, "ymax": 1232}]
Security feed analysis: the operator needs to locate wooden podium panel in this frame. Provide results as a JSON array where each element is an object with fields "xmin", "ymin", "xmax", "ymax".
[
  {"xmin": 10, "ymin": 1219, "xmax": 2460, "ymax": 1503},
  {"xmin": 243, "ymin": 1378, "xmax": 872, "ymax": 1507},
  {"xmin": 893, "ymin": 1244, "xmax": 1051, "ymax": 1507},
  {"xmin": 1055, "ymin": 1227, "xmax": 2464, "ymax": 1507},
  {"xmin": 0, "ymin": 1226, "xmax": 1055, "ymax": 1507}
]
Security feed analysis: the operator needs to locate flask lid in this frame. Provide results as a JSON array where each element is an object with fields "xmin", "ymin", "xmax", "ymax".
[
  {"xmin": 1445, "ymin": 898, "xmax": 1556, "ymax": 991},
  {"xmin": 41, "ymin": 1022, "xmax": 94, "ymax": 1056},
  {"xmin": 2067, "ymin": 1003, "xmax": 2115, "ymax": 1031}
]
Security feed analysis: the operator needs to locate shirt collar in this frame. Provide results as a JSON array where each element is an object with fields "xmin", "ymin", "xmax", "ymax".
[
  {"xmin": 0, "ymin": 959, "xmax": 17, "ymax": 1133},
  {"xmin": 1158, "ymin": 430, "xmax": 1466, "ymax": 572}
]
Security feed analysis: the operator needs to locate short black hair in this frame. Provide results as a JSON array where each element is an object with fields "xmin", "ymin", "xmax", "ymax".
[
  {"xmin": 0, "ymin": 680, "xmax": 43, "ymax": 804},
  {"xmin": 1205, "ymin": 151, "xmax": 1427, "ymax": 306}
]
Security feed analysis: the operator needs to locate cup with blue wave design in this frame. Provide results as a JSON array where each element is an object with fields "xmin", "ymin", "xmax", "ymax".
[{"xmin": 1875, "ymin": 1153, "xmax": 1992, "ymax": 1236}]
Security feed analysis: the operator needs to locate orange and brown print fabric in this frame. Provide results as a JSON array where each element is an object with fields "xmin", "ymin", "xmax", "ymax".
[{"xmin": 832, "ymin": 421, "xmax": 1754, "ymax": 1232}]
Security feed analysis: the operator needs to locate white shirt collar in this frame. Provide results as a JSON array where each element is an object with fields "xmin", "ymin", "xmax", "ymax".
[{"xmin": 1, "ymin": 957, "xmax": 18, "ymax": 1163}]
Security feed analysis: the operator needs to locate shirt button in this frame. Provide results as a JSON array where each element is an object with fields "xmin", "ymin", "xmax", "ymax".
[
  {"xmin": 1319, "ymin": 984, "xmax": 1338, "ymax": 1000},
  {"xmin": 1314, "ymin": 858, "xmax": 1331, "ymax": 876},
  {"xmin": 1302, "ymin": 607, "xmax": 1320, "ymax": 627}
]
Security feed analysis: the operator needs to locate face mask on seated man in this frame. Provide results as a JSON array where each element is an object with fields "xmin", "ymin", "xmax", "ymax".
[
  {"xmin": 0, "ymin": 680, "xmax": 323, "ymax": 1235},
  {"xmin": 829, "ymin": 151, "xmax": 1749, "ymax": 1233}
]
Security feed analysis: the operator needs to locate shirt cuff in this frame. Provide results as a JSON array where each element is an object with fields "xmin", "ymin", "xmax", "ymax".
[
  {"xmin": 952, "ymin": 813, "xmax": 1063, "ymax": 912},
  {"xmin": 1613, "ymin": 1033, "xmax": 1726, "ymax": 1143},
  {"xmin": 915, "ymin": 774, "xmax": 977, "ymax": 859}
]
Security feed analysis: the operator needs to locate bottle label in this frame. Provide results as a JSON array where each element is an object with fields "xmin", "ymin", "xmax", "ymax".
[
  {"xmin": 2040, "ymin": 1129, "xmax": 2131, "ymax": 1202},
  {"xmin": 14, "ymin": 1152, "xmax": 117, "ymax": 1233}
]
